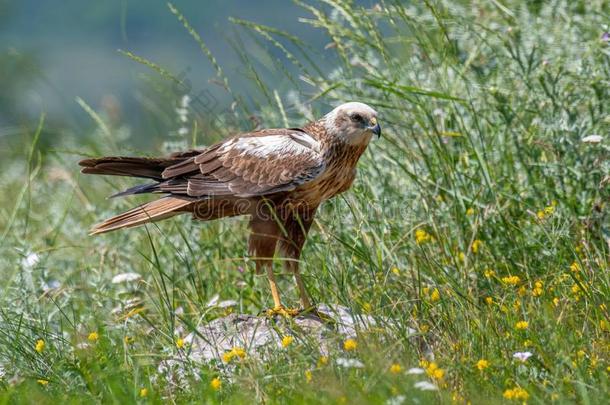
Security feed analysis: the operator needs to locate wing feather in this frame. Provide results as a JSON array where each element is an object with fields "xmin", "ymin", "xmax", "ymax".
[{"xmin": 161, "ymin": 129, "xmax": 324, "ymax": 198}]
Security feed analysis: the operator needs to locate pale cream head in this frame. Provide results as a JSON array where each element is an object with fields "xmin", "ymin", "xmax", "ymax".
[{"xmin": 323, "ymin": 102, "xmax": 381, "ymax": 144}]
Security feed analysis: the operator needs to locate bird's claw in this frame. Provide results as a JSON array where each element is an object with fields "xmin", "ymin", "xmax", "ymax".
[
  {"xmin": 264, "ymin": 306, "xmax": 335, "ymax": 323},
  {"xmin": 265, "ymin": 306, "xmax": 301, "ymax": 318}
]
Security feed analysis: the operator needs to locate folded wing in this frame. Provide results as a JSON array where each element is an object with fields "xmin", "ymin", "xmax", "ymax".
[{"xmin": 159, "ymin": 129, "xmax": 325, "ymax": 198}]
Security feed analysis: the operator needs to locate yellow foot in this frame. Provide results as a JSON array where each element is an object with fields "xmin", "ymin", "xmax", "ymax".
[{"xmin": 265, "ymin": 306, "xmax": 301, "ymax": 318}]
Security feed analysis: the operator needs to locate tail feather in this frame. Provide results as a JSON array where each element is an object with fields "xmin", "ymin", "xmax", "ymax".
[
  {"xmin": 90, "ymin": 197, "xmax": 192, "ymax": 235},
  {"xmin": 79, "ymin": 156, "xmax": 182, "ymax": 180}
]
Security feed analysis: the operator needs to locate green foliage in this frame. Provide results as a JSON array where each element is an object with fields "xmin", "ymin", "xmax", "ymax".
[{"xmin": 1, "ymin": 0, "xmax": 609, "ymax": 403}]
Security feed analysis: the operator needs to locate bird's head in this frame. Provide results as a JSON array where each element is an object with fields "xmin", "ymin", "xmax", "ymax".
[{"xmin": 323, "ymin": 102, "xmax": 381, "ymax": 145}]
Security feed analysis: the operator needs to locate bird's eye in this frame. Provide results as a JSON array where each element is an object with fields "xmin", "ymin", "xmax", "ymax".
[{"xmin": 351, "ymin": 113, "xmax": 364, "ymax": 123}]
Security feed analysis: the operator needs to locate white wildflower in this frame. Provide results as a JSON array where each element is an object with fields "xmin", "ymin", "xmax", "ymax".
[
  {"xmin": 386, "ymin": 395, "xmax": 406, "ymax": 405},
  {"xmin": 206, "ymin": 294, "xmax": 237, "ymax": 309},
  {"xmin": 111, "ymin": 272, "xmax": 142, "ymax": 284},
  {"xmin": 181, "ymin": 94, "xmax": 191, "ymax": 108},
  {"xmin": 513, "ymin": 351, "xmax": 533, "ymax": 362},
  {"xmin": 582, "ymin": 135, "xmax": 602, "ymax": 143},
  {"xmin": 41, "ymin": 280, "xmax": 61, "ymax": 292},
  {"xmin": 406, "ymin": 367, "xmax": 425, "ymax": 375},
  {"xmin": 217, "ymin": 300, "xmax": 237, "ymax": 308},
  {"xmin": 335, "ymin": 357, "xmax": 364, "ymax": 368},
  {"xmin": 21, "ymin": 253, "xmax": 39, "ymax": 269},
  {"xmin": 178, "ymin": 127, "xmax": 189, "ymax": 136},
  {"xmin": 414, "ymin": 381, "xmax": 438, "ymax": 391},
  {"xmin": 206, "ymin": 294, "xmax": 219, "ymax": 307},
  {"xmin": 175, "ymin": 107, "xmax": 188, "ymax": 117}
]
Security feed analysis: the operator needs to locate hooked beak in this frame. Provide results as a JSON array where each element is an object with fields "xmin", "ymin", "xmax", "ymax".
[{"xmin": 368, "ymin": 117, "xmax": 381, "ymax": 138}]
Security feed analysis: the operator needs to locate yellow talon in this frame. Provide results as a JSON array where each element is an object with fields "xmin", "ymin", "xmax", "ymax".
[{"xmin": 266, "ymin": 306, "xmax": 300, "ymax": 317}]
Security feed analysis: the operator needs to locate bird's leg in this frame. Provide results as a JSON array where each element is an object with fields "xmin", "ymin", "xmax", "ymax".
[
  {"xmin": 249, "ymin": 216, "xmax": 300, "ymax": 317},
  {"xmin": 265, "ymin": 263, "xmax": 283, "ymax": 309},
  {"xmin": 285, "ymin": 260, "xmax": 333, "ymax": 322},
  {"xmin": 286, "ymin": 260, "xmax": 312, "ymax": 310},
  {"xmin": 261, "ymin": 261, "xmax": 299, "ymax": 317},
  {"xmin": 277, "ymin": 206, "xmax": 334, "ymax": 321}
]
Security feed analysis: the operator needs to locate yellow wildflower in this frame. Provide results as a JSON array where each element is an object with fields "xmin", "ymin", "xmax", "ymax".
[
  {"xmin": 222, "ymin": 347, "xmax": 246, "ymax": 362},
  {"xmin": 515, "ymin": 321, "xmax": 529, "ymax": 330},
  {"xmin": 87, "ymin": 332, "xmax": 99, "ymax": 342},
  {"xmin": 139, "ymin": 388, "xmax": 148, "ymax": 398},
  {"xmin": 517, "ymin": 286, "xmax": 527, "ymax": 297},
  {"xmin": 343, "ymin": 338, "xmax": 357, "ymax": 351},
  {"xmin": 305, "ymin": 369, "xmax": 313, "ymax": 383},
  {"xmin": 318, "ymin": 356, "xmax": 329, "ymax": 366},
  {"xmin": 537, "ymin": 210, "xmax": 546, "ymax": 220},
  {"xmin": 532, "ymin": 281, "xmax": 543, "ymax": 297},
  {"xmin": 281, "ymin": 335, "xmax": 294, "ymax": 348},
  {"xmin": 570, "ymin": 261, "xmax": 580, "ymax": 273},
  {"xmin": 124, "ymin": 336, "xmax": 133, "ymax": 345},
  {"xmin": 458, "ymin": 252, "xmax": 466, "ymax": 262},
  {"xmin": 391, "ymin": 267, "xmax": 400, "ymax": 276},
  {"xmin": 37, "ymin": 379, "xmax": 49, "ymax": 386},
  {"xmin": 544, "ymin": 205, "xmax": 555, "ymax": 215},
  {"xmin": 471, "ymin": 239, "xmax": 482, "ymax": 254},
  {"xmin": 430, "ymin": 288, "xmax": 440, "ymax": 302},
  {"xmin": 415, "ymin": 229, "xmax": 432, "ymax": 244},
  {"xmin": 362, "ymin": 302, "xmax": 372, "ymax": 313},
  {"xmin": 501, "ymin": 275, "xmax": 521, "ymax": 286},
  {"xmin": 210, "ymin": 377, "xmax": 221, "ymax": 391},
  {"xmin": 503, "ymin": 386, "xmax": 529, "ymax": 401},
  {"xmin": 425, "ymin": 362, "xmax": 445, "ymax": 380},
  {"xmin": 35, "ymin": 339, "xmax": 45, "ymax": 353},
  {"xmin": 466, "ymin": 207, "xmax": 475, "ymax": 216},
  {"xmin": 419, "ymin": 324, "xmax": 430, "ymax": 333},
  {"xmin": 175, "ymin": 338, "xmax": 184, "ymax": 349},
  {"xmin": 485, "ymin": 296, "xmax": 493, "ymax": 305},
  {"xmin": 389, "ymin": 363, "xmax": 402, "ymax": 374},
  {"xmin": 553, "ymin": 297, "xmax": 560, "ymax": 307},
  {"xmin": 484, "ymin": 269, "xmax": 495, "ymax": 278},
  {"xmin": 475, "ymin": 359, "xmax": 489, "ymax": 371}
]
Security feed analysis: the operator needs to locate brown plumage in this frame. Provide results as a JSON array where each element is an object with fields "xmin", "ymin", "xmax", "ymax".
[{"xmin": 80, "ymin": 102, "xmax": 381, "ymax": 313}]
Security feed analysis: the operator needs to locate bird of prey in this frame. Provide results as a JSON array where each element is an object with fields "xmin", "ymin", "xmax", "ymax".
[{"xmin": 80, "ymin": 102, "xmax": 381, "ymax": 316}]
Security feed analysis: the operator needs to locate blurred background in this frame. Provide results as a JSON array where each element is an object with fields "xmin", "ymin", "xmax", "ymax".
[{"xmin": 0, "ymin": 0, "xmax": 366, "ymax": 145}]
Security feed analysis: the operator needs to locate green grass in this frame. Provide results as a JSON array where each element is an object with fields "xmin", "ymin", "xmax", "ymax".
[{"xmin": 1, "ymin": 0, "xmax": 609, "ymax": 403}]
